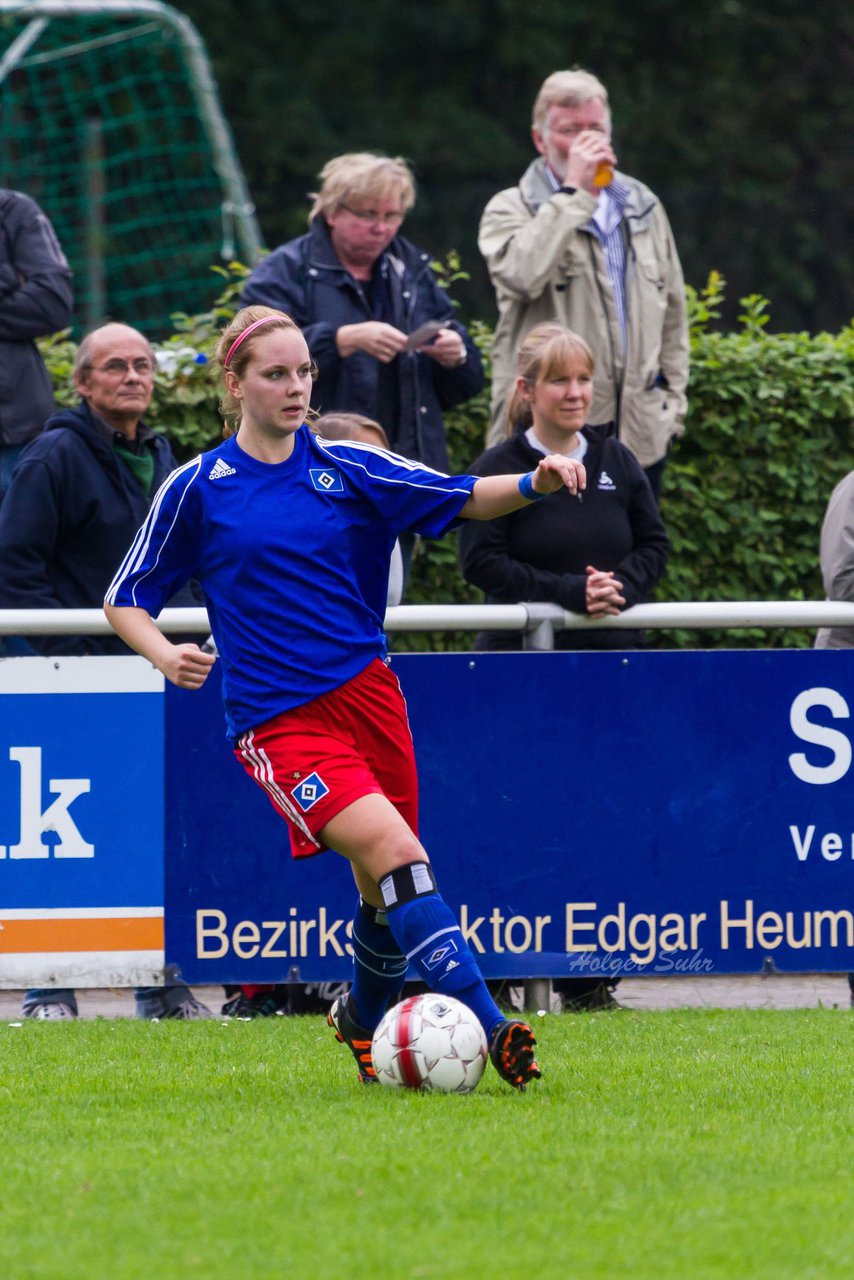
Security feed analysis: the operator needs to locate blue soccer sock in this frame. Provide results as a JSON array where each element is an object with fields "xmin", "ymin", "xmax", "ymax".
[
  {"xmin": 349, "ymin": 898, "xmax": 409, "ymax": 1030},
  {"xmin": 379, "ymin": 862, "xmax": 504, "ymax": 1040}
]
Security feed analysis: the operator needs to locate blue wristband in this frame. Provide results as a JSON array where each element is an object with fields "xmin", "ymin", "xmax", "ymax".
[{"xmin": 518, "ymin": 471, "xmax": 545, "ymax": 501}]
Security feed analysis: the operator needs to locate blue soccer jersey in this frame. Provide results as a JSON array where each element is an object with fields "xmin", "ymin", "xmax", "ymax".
[{"xmin": 106, "ymin": 425, "xmax": 476, "ymax": 737}]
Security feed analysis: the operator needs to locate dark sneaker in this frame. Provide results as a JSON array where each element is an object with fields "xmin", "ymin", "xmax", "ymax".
[
  {"xmin": 489, "ymin": 1019, "xmax": 541, "ymax": 1091},
  {"xmin": 221, "ymin": 989, "xmax": 282, "ymax": 1019},
  {"xmin": 327, "ymin": 994, "xmax": 378, "ymax": 1084},
  {"xmin": 158, "ymin": 996, "xmax": 215, "ymax": 1020}
]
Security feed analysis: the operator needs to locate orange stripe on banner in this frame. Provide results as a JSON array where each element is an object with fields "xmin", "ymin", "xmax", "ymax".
[{"xmin": 0, "ymin": 917, "xmax": 164, "ymax": 954}]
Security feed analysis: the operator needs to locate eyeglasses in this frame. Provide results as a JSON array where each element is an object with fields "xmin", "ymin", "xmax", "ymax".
[
  {"xmin": 340, "ymin": 206, "xmax": 404, "ymax": 227},
  {"xmin": 91, "ymin": 358, "xmax": 155, "ymax": 378}
]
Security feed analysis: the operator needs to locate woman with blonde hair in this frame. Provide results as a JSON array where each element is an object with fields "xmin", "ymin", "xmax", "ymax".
[
  {"xmin": 239, "ymin": 153, "xmax": 483, "ymax": 480},
  {"xmin": 459, "ymin": 321, "xmax": 668, "ymax": 652}
]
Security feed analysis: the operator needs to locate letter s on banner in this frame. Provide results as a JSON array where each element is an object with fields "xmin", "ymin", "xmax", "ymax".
[{"xmin": 789, "ymin": 688, "xmax": 852, "ymax": 785}]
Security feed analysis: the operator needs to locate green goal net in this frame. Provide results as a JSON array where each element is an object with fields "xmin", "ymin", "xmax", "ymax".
[{"xmin": 0, "ymin": 1, "xmax": 262, "ymax": 337}]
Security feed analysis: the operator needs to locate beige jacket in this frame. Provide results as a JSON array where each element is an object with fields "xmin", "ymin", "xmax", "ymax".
[{"xmin": 479, "ymin": 159, "xmax": 689, "ymax": 466}]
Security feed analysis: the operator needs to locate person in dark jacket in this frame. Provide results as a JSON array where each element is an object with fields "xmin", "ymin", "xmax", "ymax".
[
  {"xmin": 0, "ymin": 320, "xmax": 214, "ymax": 1022},
  {"xmin": 458, "ymin": 322, "xmax": 668, "ymax": 652},
  {"xmin": 458, "ymin": 321, "xmax": 669, "ymax": 1013},
  {"xmin": 240, "ymin": 152, "xmax": 483, "ymax": 477},
  {"xmin": 0, "ymin": 322, "xmax": 201, "ymax": 656},
  {"xmin": 0, "ymin": 188, "xmax": 74, "ymax": 500}
]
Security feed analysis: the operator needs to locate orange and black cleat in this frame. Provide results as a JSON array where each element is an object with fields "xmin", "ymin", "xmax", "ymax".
[
  {"xmin": 489, "ymin": 1019, "xmax": 542, "ymax": 1091},
  {"xmin": 328, "ymin": 994, "xmax": 378, "ymax": 1084}
]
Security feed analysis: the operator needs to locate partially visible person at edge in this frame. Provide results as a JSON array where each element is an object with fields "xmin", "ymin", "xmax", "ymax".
[
  {"xmin": 0, "ymin": 187, "xmax": 73, "ymax": 503},
  {"xmin": 314, "ymin": 412, "xmax": 405, "ymax": 606},
  {"xmin": 479, "ymin": 68, "xmax": 689, "ymax": 500},
  {"xmin": 815, "ymin": 470, "xmax": 854, "ymax": 652},
  {"xmin": 0, "ymin": 320, "xmax": 218, "ymax": 1022},
  {"xmin": 813, "ymin": 467, "xmax": 854, "ymax": 1011},
  {"xmin": 239, "ymin": 153, "xmax": 484, "ymax": 512},
  {"xmin": 458, "ymin": 322, "xmax": 668, "ymax": 1012},
  {"xmin": 104, "ymin": 304, "xmax": 587, "ymax": 1090}
]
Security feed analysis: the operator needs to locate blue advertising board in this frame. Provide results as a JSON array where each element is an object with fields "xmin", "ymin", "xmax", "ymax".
[
  {"xmin": 164, "ymin": 649, "xmax": 854, "ymax": 984},
  {"xmin": 0, "ymin": 657, "xmax": 165, "ymax": 987}
]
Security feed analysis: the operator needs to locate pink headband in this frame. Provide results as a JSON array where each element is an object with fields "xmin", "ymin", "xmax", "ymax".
[{"xmin": 223, "ymin": 315, "xmax": 283, "ymax": 368}]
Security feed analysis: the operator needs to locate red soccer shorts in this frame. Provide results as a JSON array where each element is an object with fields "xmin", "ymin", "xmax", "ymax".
[{"xmin": 233, "ymin": 658, "xmax": 419, "ymax": 857}]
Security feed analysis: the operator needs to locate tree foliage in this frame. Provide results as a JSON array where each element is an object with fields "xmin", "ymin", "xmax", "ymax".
[{"xmin": 176, "ymin": 0, "xmax": 854, "ymax": 334}]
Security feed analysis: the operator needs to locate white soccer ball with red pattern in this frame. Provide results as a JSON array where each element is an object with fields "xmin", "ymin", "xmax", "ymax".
[{"xmin": 370, "ymin": 993, "xmax": 488, "ymax": 1093}]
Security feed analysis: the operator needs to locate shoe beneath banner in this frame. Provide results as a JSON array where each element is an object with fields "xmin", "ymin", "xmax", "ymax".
[
  {"xmin": 25, "ymin": 1001, "xmax": 78, "ymax": 1021},
  {"xmin": 221, "ymin": 987, "xmax": 283, "ymax": 1019},
  {"xmin": 159, "ymin": 996, "xmax": 215, "ymax": 1020},
  {"xmin": 136, "ymin": 988, "xmax": 215, "ymax": 1020}
]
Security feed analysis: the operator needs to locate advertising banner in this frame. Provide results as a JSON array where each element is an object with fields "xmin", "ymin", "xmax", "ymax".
[
  {"xmin": 0, "ymin": 657, "xmax": 165, "ymax": 988},
  {"xmin": 164, "ymin": 650, "xmax": 854, "ymax": 985}
]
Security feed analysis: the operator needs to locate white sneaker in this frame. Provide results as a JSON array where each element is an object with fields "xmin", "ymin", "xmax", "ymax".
[{"xmin": 26, "ymin": 1002, "xmax": 77, "ymax": 1020}]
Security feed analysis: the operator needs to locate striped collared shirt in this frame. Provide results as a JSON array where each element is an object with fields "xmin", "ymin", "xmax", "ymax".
[{"xmin": 546, "ymin": 165, "xmax": 630, "ymax": 353}]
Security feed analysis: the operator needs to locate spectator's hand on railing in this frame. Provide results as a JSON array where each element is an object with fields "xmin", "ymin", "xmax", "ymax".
[{"xmin": 585, "ymin": 566, "xmax": 625, "ymax": 618}]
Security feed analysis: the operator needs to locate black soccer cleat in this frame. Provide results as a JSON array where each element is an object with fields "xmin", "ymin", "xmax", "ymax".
[
  {"xmin": 489, "ymin": 1019, "xmax": 542, "ymax": 1091},
  {"xmin": 328, "ymin": 994, "xmax": 378, "ymax": 1084}
]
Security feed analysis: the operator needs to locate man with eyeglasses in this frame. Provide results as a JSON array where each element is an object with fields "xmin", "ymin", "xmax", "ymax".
[
  {"xmin": 240, "ymin": 152, "xmax": 484, "ymax": 478},
  {"xmin": 0, "ymin": 321, "xmax": 198, "ymax": 658},
  {"xmin": 480, "ymin": 69, "xmax": 689, "ymax": 499},
  {"xmin": 0, "ymin": 320, "xmax": 218, "ymax": 1022}
]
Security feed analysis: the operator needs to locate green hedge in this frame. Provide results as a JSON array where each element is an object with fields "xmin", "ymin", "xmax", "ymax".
[
  {"xmin": 40, "ymin": 267, "xmax": 854, "ymax": 650},
  {"xmin": 657, "ymin": 276, "xmax": 854, "ymax": 647}
]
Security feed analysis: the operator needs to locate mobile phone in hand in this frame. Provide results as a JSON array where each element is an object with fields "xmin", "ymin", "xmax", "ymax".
[{"xmin": 405, "ymin": 319, "xmax": 444, "ymax": 352}]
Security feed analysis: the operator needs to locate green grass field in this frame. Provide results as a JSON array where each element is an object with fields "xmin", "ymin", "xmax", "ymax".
[{"xmin": 1, "ymin": 1009, "xmax": 852, "ymax": 1280}]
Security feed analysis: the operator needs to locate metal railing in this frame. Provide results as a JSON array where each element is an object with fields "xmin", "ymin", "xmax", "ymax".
[{"xmin": 1, "ymin": 600, "xmax": 853, "ymax": 644}]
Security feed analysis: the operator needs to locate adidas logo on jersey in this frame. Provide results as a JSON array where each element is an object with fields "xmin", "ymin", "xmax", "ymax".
[
  {"xmin": 209, "ymin": 458, "xmax": 236, "ymax": 479},
  {"xmin": 597, "ymin": 470, "xmax": 616, "ymax": 491}
]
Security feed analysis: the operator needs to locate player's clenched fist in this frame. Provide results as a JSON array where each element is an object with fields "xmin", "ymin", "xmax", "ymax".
[
  {"xmin": 161, "ymin": 643, "xmax": 217, "ymax": 690},
  {"xmin": 532, "ymin": 454, "xmax": 586, "ymax": 496}
]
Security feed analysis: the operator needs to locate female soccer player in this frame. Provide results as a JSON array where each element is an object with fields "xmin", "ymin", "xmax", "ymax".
[{"xmin": 104, "ymin": 306, "xmax": 584, "ymax": 1090}]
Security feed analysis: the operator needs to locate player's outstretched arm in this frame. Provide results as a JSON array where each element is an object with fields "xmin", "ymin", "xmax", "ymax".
[
  {"xmin": 104, "ymin": 603, "xmax": 216, "ymax": 690},
  {"xmin": 460, "ymin": 454, "xmax": 585, "ymax": 521}
]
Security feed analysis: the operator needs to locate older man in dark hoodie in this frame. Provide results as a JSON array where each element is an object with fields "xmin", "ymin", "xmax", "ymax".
[
  {"xmin": 0, "ymin": 320, "xmax": 214, "ymax": 1021},
  {"xmin": 0, "ymin": 321, "xmax": 197, "ymax": 655}
]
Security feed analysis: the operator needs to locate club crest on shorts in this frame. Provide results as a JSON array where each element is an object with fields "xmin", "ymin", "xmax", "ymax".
[
  {"xmin": 291, "ymin": 771, "xmax": 329, "ymax": 811},
  {"xmin": 309, "ymin": 468, "xmax": 343, "ymax": 493},
  {"xmin": 423, "ymin": 938, "xmax": 459, "ymax": 971}
]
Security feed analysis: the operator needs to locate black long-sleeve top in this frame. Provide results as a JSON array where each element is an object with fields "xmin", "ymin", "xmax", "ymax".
[{"xmin": 458, "ymin": 423, "xmax": 669, "ymax": 650}]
